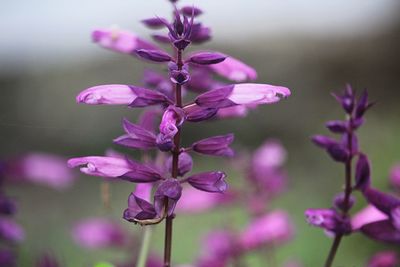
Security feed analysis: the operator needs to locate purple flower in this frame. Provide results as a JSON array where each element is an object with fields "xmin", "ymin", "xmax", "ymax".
[
  {"xmin": 195, "ymin": 84, "xmax": 291, "ymax": 109},
  {"xmin": 192, "ymin": 134, "xmax": 234, "ymax": 157},
  {"xmin": 76, "ymin": 84, "xmax": 171, "ymax": 106},
  {"xmin": 92, "ymin": 28, "xmax": 158, "ymax": 54},
  {"xmin": 187, "ymin": 171, "xmax": 227, "ymax": 193},
  {"xmin": 159, "ymin": 106, "xmax": 185, "ymax": 139},
  {"xmin": 113, "ymin": 118, "xmax": 157, "ymax": 150},
  {"xmin": 187, "ymin": 51, "xmax": 227, "ymax": 65},
  {"xmin": 217, "ymin": 105, "xmax": 249, "ymax": 118},
  {"xmin": 198, "ymin": 230, "xmax": 236, "ymax": 266},
  {"xmin": 165, "ymin": 152, "xmax": 193, "ymax": 177},
  {"xmin": 389, "ymin": 164, "xmax": 400, "ymax": 190},
  {"xmin": 72, "ymin": 218, "xmax": 127, "ymax": 249},
  {"xmin": 175, "ymin": 186, "xmax": 235, "ymax": 213},
  {"xmin": 141, "ymin": 17, "xmax": 167, "ymax": 29},
  {"xmin": 333, "ymin": 193, "xmax": 355, "ymax": 212},
  {"xmin": 311, "ymin": 135, "xmax": 349, "ymax": 162},
  {"xmin": 68, "ymin": 156, "xmax": 132, "ymax": 178},
  {"xmin": 123, "ymin": 192, "xmax": 157, "ymax": 222},
  {"xmin": 7, "ymin": 153, "xmax": 75, "ymax": 190},
  {"xmin": 367, "ymin": 251, "xmax": 399, "ymax": 267},
  {"xmin": 305, "ymin": 208, "xmax": 352, "ymax": 235},
  {"xmin": 354, "ymin": 153, "xmax": 371, "ymax": 190},
  {"xmin": 332, "ymin": 84, "xmax": 356, "ymax": 114},
  {"xmin": 209, "ymin": 56, "xmax": 257, "ymax": 82},
  {"xmin": 351, "ymin": 205, "xmax": 388, "ymax": 231},
  {"xmin": 239, "ymin": 211, "xmax": 294, "ymax": 250},
  {"xmin": 136, "ymin": 49, "xmax": 172, "ymax": 63},
  {"xmin": 0, "ymin": 218, "xmax": 24, "ymax": 243},
  {"xmin": 325, "ymin": 120, "xmax": 348, "ymax": 133},
  {"xmin": 183, "ymin": 104, "xmax": 217, "ymax": 122},
  {"xmin": 180, "ymin": 6, "xmax": 203, "ymax": 17},
  {"xmin": 154, "ymin": 179, "xmax": 182, "ymax": 217},
  {"xmin": 252, "ymin": 140, "xmax": 287, "ymax": 170}
]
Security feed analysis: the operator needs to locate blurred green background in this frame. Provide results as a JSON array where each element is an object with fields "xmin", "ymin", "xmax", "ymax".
[{"xmin": 1, "ymin": 0, "xmax": 400, "ymax": 266}]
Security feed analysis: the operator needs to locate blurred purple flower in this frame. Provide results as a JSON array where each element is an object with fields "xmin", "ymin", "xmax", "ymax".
[
  {"xmin": 389, "ymin": 164, "xmax": 400, "ymax": 190},
  {"xmin": 72, "ymin": 218, "xmax": 127, "ymax": 249},
  {"xmin": 92, "ymin": 28, "xmax": 158, "ymax": 54},
  {"xmin": 0, "ymin": 249, "xmax": 16, "ymax": 267},
  {"xmin": 7, "ymin": 153, "xmax": 75, "ymax": 190},
  {"xmin": 305, "ymin": 208, "xmax": 352, "ymax": 235},
  {"xmin": 239, "ymin": 211, "xmax": 294, "ymax": 250},
  {"xmin": 0, "ymin": 218, "xmax": 24, "ymax": 243},
  {"xmin": 367, "ymin": 251, "xmax": 399, "ymax": 267},
  {"xmin": 208, "ymin": 56, "xmax": 257, "ymax": 82}
]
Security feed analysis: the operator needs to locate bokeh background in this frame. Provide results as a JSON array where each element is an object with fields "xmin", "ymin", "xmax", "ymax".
[{"xmin": 1, "ymin": 0, "xmax": 400, "ymax": 266}]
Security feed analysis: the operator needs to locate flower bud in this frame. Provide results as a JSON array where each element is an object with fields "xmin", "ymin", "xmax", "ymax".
[
  {"xmin": 180, "ymin": 6, "xmax": 203, "ymax": 17},
  {"xmin": 192, "ymin": 134, "xmax": 234, "ymax": 157},
  {"xmin": 141, "ymin": 17, "xmax": 166, "ymax": 29},
  {"xmin": 136, "ymin": 49, "xmax": 172, "ymax": 62},
  {"xmin": 154, "ymin": 179, "xmax": 182, "ymax": 216},
  {"xmin": 305, "ymin": 208, "xmax": 352, "ymax": 235},
  {"xmin": 325, "ymin": 120, "xmax": 348, "ymax": 133},
  {"xmin": 188, "ymin": 52, "xmax": 227, "ymax": 65},
  {"xmin": 187, "ymin": 171, "xmax": 227, "ymax": 193},
  {"xmin": 333, "ymin": 193, "xmax": 355, "ymax": 211},
  {"xmin": 113, "ymin": 118, "xmax": 157, "ymax": 150}
]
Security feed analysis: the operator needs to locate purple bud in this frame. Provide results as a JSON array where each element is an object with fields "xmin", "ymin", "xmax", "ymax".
[
  {"xmin": 332, "ymin": 85, "xmax": 355, "ymax": 114},
  {"xmin": 170, "ymin": 69, "xmax": 190, "ymax": 85},
  {"xmin": 156, "ymin": 134, "xmax": 174, "ymax": 152},
  {"xmin": 311, "ymin": 135, "xmax": 337, "ymax": 149},
  {"xmin": 333, "ymin": 193, "xmax": 355, "ymax": 211},
  {"xmin": 362, "ymin": 187, "xmax": 400, "ymax": 216},
  {"xmin": 196, "ymin": 84, "xmax": 291, "ymax": 109},
  {"xmin": 192, "ymin": 134, "xmax": 234, "ymax": 157},
  {"xmin": 187, "ymin": 171, "xmax": 227, "ymax": 193},
  {"xmin": 0, "ymin": 218, "xmax": 24, "ymax": 243},
  {"xmin": 92, "ymin": 28, "xmax": 158, "ymax": 54},
  {"xmin": 180, "ymin": 6, "xmax": 203, "ymax": 17},
  {"xmin": 354, "ymin": 153, "xmax": 371, "ymax": 191},
  {"xmin": 367, "ymin": 251, "xmax": 399, "ymax": 267},
  {"xmin": 152, "ymin": 34, "xmax": 171, "ymax": 44},
  {"xmin": 173, "ymin": 39, "xmax": 191, "ymax": 51},
  {"xmin": 165, "ymin": 153, "xmax": 193, "ymax": 177},
  {"xmin": 326, "ymin": 143, "xmax": 349, "ymax": 162},
  {"xmin": 325, "ymin": 120, "xmax": 348, "ymax": 133},
  {"xmin": 113, "ymin": 118, "xmax": 157, "ymax": 150},
  {"xmin": 184, "ymin": 104, "xmax": 218, "ymax": 122},
  {"xmin": 154, "ymin": 179, "xmax": 182, "ymax": 216},
  {"xmin": 209, "ymin": 56, "xmax": 257, "ymax": 82},
  {"xmin": 190, "ymin": 23, "xmax": 212, "ymax": 44},
  {"xmin": 122, "ymin": 158, "xmax": 164, "ymax": 183},
  {"xmin": 123, "ymin": 193, "xmax": 157, "ymax": 222},
  {"xmin": 188, "ymin": 52, "xmax": 227, "ymax": 65},
  {"xmin": 305, "ymin": 208, "xmax": 352, "ymax": 235},
  {"xmin": 141, "ymin": 17, "xmax": 167, "ymax": 29},
  {"xmin": 360, "ymin": 219, "xmax": 400, "ymax": 244},
  {"xmin": 72, "ymin": 218, "xmax": 127, "ymax": 249},
  {"xmin": 0, "ymin": 196, "xmax": 16, "ymax": 216},
  {"xmin": 355, "ymin": 89, "xmax": 373, "ymax": 119},
  {"xmin": 136, "ymin": 49, "xmax": 172, "ymax": 62}
]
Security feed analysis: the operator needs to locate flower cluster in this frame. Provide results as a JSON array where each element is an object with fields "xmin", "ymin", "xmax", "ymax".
[{"xmin": 68, "ymin": 0, "xmax": 290, "ymax": 243}]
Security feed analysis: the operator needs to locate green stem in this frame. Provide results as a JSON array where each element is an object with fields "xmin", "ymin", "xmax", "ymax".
[{"xmin": 136, "ymin": 227, "xmax": 153, "ymax": 267}]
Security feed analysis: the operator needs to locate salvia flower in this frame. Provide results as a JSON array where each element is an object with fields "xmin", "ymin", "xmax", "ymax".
[
  {"xmin": 72, "ymin": 218, "xmax": 127, "ymax": 249},
  {"xmin": 113, "ymin": 118, "xmax": 157, "ymax": 150},
  {"xmin": 367, "ymin": 251, "xmax": 399, "ymax": 267},
  {"xmin": 186, "ymin": 171, "xmax": 227, "ymax": 193},
  {"xmin": 305, "ymin": 208, "xmax": 352, "ymax": 235}
]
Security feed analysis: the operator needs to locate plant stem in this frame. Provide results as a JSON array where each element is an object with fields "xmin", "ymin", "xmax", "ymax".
[
  {"xmin": 163, "ymin": 48, "xmax": 183, "ymax": 267},
  {"xmin": 136, "ymin": 227, "xmax": 153, "ymax": 267},
  {"xmin": 324, "ymin": 117, "xmax": 353, "ymax": 267}
]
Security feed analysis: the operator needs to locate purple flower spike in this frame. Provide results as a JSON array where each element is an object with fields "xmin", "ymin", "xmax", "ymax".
[
  {"xmin": 136, "ymin": 49, "xmax": 172, "ymax": 63},
  {"xmin": 187, "ymin": 171, "xmax": 227, "ymax": 193},
  {"xmin": 92, "ymin": 28, "xmax": 158, "ymax": 54},
  {"xmin": 0, "ymin": 218, "xmax": 24, "ymax": 243},
  {"xmin": 239, "ymin": 211, "xmax": 294, "ymax": 250},
  {"xmin": 68, "ymin": 156, "xmax": 132, "ymax": 178},
  {"xmin": 123, "ymin": 193, "xmax": 157, "ymax": 222},
  {"xmin": 165, "ymin": 152, "xmax": 193, "ymax": 176},
  {"xmin": 195, "ymin": 84, "xmax": 291, "ymax": 109},
  {"xmin": 181, "ymin": 6, "xmax": 203, "ymax": 17},
  {"xmin": 154, "ymin": 179, "xmax": 182, "ymax": 217},
  {"xmin": 368, "ymin": 251, "xmax": 399, "ymax": 267},
  {"xmin": 72, "ymin": 218, "xmax": 127, "ymax": 249},
  {"xmin": 209, "ymin": 56, "xmax": 257, "ymax": 82},
  {"xmin": 192, "ymin": 134, "xmax": 234, "ymax": 157},
  {"xmin": 389, "ymin": 164, "xmax": 400, "ymax": 190},
  {"xmin": 141, "ymin": 17, "xmax": 167, "ymax": 29},
  {"xmin": 113, "ymin": 118, "xmax": 157, "ymax": 150},
  {"xmin": 188, "ymin": 52, "xmax": 227, "ymax": 65},
  {"xmin": 76, "ymin": 84, "xmax": 171, "ymax": 106},
  {"xmin": 305, "ymin": 208, "xmax": 352, "ymax": 235},
  {"xmin": 354, "ymin": 153, "xmax": 371, "ymax": 190}
]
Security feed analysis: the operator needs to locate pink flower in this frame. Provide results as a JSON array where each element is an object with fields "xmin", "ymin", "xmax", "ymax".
[
  {"xmin": 239, "ymin": 210, "xmax": 294, "ymax": 250},
  {"xmin": 67, "ymin": 156, "xmax": 131, "ymax": 177},
  {"xmin": 351, "ymin": 205, "xmax": 388, "ymax": 231},
  {"xmin": 92, "ymin": 28, "xmax": 158, "ymax": 54},
  {"xmin": 209, "ymin": 56, "xmax": 257, "ymax": 82},
  {"xmin": 72, "ymin": 218, "xmax": 127, "ymax": 249}
]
